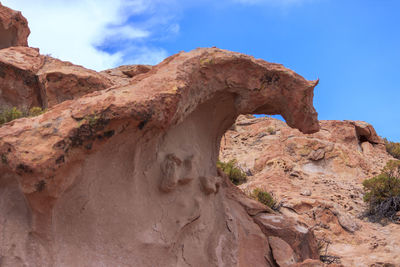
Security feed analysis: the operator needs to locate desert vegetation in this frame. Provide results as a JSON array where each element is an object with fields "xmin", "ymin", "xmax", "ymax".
[
  {"xmin": 0, "ymin": 106, "xmax": 46, "ymax": 125},
  {"xmin": 384, "ymin": 138, "xmax": 400, "ymax": 159},
  {"xmin": 217, "ymin": 159, "xmax": 247, "ymax": 185},
  {"xmin": 266, "ymin": 126, "xmax": 276, "ymax": 135},
  {"xmin": 217, "ymin": 159, "xmax": 280, "ymax": 209},
  {"xmin": 250, "ymin": 188, "xmax": 276, "ymax": 209},
  {"xmin": 363, "ymin": 160, "xmax": 400, "ymax": 223}
]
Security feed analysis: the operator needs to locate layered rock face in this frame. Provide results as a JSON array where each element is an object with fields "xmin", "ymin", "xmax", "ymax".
[
  {"xmin": 0, "ymin": 5, "xmax": 325, "ymax": 266},
  {"xmin": 0, "ymin": 46, "xmax": 322, "ymax": 267},
  {"xmin": 220, "ymin": 115, "xmax": 399, "ymax": 266},
  {"xmin": 0, "ymin": 3, "xmax": 29, "ymax": 49}
]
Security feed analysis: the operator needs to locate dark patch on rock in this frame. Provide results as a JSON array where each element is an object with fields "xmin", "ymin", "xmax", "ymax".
[
  {"xmin": 16, "ymin": 163, "xmax": 32, "ymax": 173},
  {"xmin": 55, "ymin": 155, "xmax": 64, "ymax": 164},
  {"xmin": 103, "ymin": 130, "xmax": 115, "ymax": 138},
  {"xmin": 35, "ymin": 180, "xmax": 46, "ymax": 192}
]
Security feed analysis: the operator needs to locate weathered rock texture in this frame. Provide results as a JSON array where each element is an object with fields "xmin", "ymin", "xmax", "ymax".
[
  {"xmin": 0, "ymin": 3, "xmax": 29, "ymax": 49},
  {"xmin": 0, "ymin": 41, "xmax": 323, "ymax": 266},
  {"xmin": 220, "ymin": 115, "xmax": 399, "ymax": 266},
  {"xmin": 0, "ymin": 46, "xmax": 113, "ymax": 111},
  {"xmin": 101, "ymin": 64, "xmax": 152, "ymax": 86}
]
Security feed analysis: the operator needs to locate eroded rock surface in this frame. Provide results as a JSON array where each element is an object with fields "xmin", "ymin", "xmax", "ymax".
[
  {"xmin": 101, "ymin": 64, "xmax": 152, "ymax": 86},
  {"xmin": 0, "ymin": 44, "xmax": 321, "ymax": 266},
  {"xmin": 0, "ymin": 3, "xmax": 29, "ymax": 49},
  {"xmin": 220, "ymin": 115, "xmax": 399, "ymax": 266},
  {"xmin": 0, "ymin": 47, "xmax": 44, "ymax": 110},
  {"xmin": 37, "ymin": 56, "xmax": 113, "ymax": 108},
  {"xmin": 0, "ymin": 47, "xmax": 113, "ymax": 111}
]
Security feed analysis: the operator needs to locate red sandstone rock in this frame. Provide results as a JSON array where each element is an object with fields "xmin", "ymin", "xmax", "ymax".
[
  {"xmin": 268, "ymin": 236, "xmax": 297, "ymax": 266},
  {"xmin": 37, "ymin": 56, "xmax": 113, "ymax": 108},
  {"xmin": 0, "ymin": 3, "xmax": 29, "ymax": 49},
  {"xmin": 220, "ymin": 115, "xmax": 399, "ymax": 266},
  {"xmin": 254, "ymin": 213, "xmax": 320, "ymax": 262},
  {"xmin": 289, "ymin": 259, "xmax": 326, "ymax": 267},
  {"xmin": 348, "ymin": 120, "xmax": 383, "ymax": 144},
  {"xmin": 101, "ymin": 64, "xmax": 152, "ymax": 86},
  {"xmin": 0, "ymin": 46, "xmax": 320, "ymax": 266},
  {"xmin": 0, "ymin": 47, "xmax": 43, "ymax": 110},
  {"xmin": 0, "ymin": 47, "xmax": 113, "ymax": 111}
]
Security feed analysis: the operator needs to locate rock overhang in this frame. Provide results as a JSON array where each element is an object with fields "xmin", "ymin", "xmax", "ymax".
[
  {"xmin": 0, "ymin": 47, "xmax": 320, "ymax": 180},
  {"xmin": 0, "ymin": 6, "xmax": 323, "ymax": 264}
]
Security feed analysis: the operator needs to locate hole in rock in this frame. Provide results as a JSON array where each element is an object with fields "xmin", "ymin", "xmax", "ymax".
[{"xmin": 358, "ymin": 135, "xmax": 369, "ymax": 143}]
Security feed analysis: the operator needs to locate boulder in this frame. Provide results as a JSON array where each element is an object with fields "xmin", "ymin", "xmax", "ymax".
[
  {"xmin": 349, "ymin": 120, "xmax": 383, "ymax": 144},
  {"xmin": 254, "ymin": 213, "xmax": 320, "ymax": 262},
  {"xmin": 269, "ymin": 236, "xmax": 297, "ymax": 266},
  {"xmin": 0, "ymin": 47, "xmax": 112, "ymax": 111},
  {"xmin": 335, "ymin": 212, "xmax": 361, "ymax": 233},
  {"xmin": 0, "ymin": 3, "xmax": 30, "ymax": 49},
  {"xmin": 0, "ymin": 47, "xmax": 43, "ymax": 110},
  {"xmin": 309, "ymin": 148, "xmax": 325, "ymax": 161},
  {"xmin": 300, "ymin": 189, "xmax": 312, "ymax": 196},
  {"xmin": 37, "ymin": 56, "xmax": 113, "ymax": 108}
]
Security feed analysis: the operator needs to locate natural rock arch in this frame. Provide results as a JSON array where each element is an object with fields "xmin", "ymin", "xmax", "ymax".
[{"xmin": 0, "ymin": 48, "xmax": 320, "ymax": 266}]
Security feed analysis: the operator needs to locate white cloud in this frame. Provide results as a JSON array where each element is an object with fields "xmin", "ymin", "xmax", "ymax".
[
  {"xmin": 101, "ymin": 26, "xmax": 150, "ymax": 41},
  {"xmin": 1, "ymin": 0, "xmax": 318, "ymax": 71},
  {"xmin": 121, "ymin": 46, "xmax": 169, "ymax": 65},
  {"xmin": 1, "ymin": 0, "xmax": 172, "ymax": 71}
]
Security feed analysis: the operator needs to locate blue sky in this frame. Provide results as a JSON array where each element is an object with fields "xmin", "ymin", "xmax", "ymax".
[{"xmin": 3, "ymin": 0, "xmax": 400, "ymax": 141}]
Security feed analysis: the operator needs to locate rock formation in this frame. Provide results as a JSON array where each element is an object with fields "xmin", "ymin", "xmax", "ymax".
[
  {"xmin": 0, "ymin": 4, "xmax": 327, "ymax": 266},
  {"xmin": 0, "ymin": 48, "xmax": 321, "ymax": 267},
  {"xmin": 220, "ymin": 115, "xmax": 399, "ymax": 266},
  {"xmin": 0, "ymin": 2, "xmax": 29, "ymax": 49},
  {"xmin": 0, "ymin": 46, "xmax": 113, "ymax": 111},
  {"xmin": 101, "ymin": 64, "xmax": 152, "ymax": 86}
]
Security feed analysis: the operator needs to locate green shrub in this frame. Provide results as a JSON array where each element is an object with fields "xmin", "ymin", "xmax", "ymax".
[
  {"xmin": 384, "ymin": 138, "xmax": 400, "ymax": 159},
  {"xmin": 0, "ymin": 106, "xmax": 46, "ymax": 126},
  {"xmin": 217, "ymin": 159, "xmax": 247, "ymax": 185},
  {"xmin": 363, "ymin": 160, "xmax": 400, "ymax": 223},
  {"xmin": 84, "ymin": 113, "xmax": 100, "ymax": 127},
  {"xmin": 266, "ymin": 127, "xmax": 276, "ymax": 135},
  {"xmin": 28, "ymin": 106, "xmax": 46, "ymax": 117},
  {"xmin": 363, "ymin": 160, "xmax": 400, "ymax": 203},
  {"xmin": 0, "ymin": 107, "xmax": 23, "ymax": 125},
  {"xmin": 251, "ymin": 188, "xmax": 276, "ymax": 208}
]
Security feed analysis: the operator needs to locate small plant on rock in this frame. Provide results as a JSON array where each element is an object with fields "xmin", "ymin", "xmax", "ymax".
[
  {"xmin": 362, "ymin": 160, "xmax": 400, "ymax": 223},
  {"xmin": 1, "ymin": 154, "xmax": 7, "ymax": 165},
  {"xmin": 217, "ymin": 159, "xmax": 247, "ymax": 185},
  {"xmin": 28, "ymin": 106, "xmax": 46, "ymax": 117},
  {"xmin": 84, "ymin": 113, "xmax": 100, "ymax": 127},
  {"xmin": 0, "ymin": 106, "xmax": 46, "ymax": 126},
  {"xmin": 266, "ymin": 127, "xmax": 276, "ymax": 135},
  {"xmin": 0, "ymin": 107, "xmax": 23, "ymax": 125},
  {"xmin": 251, "ymin": 188, "xmax": 276, "ymax": 209},
  {"xmin": 384, "ymin": 138, "xmax": 400, "ymax": 159}
]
